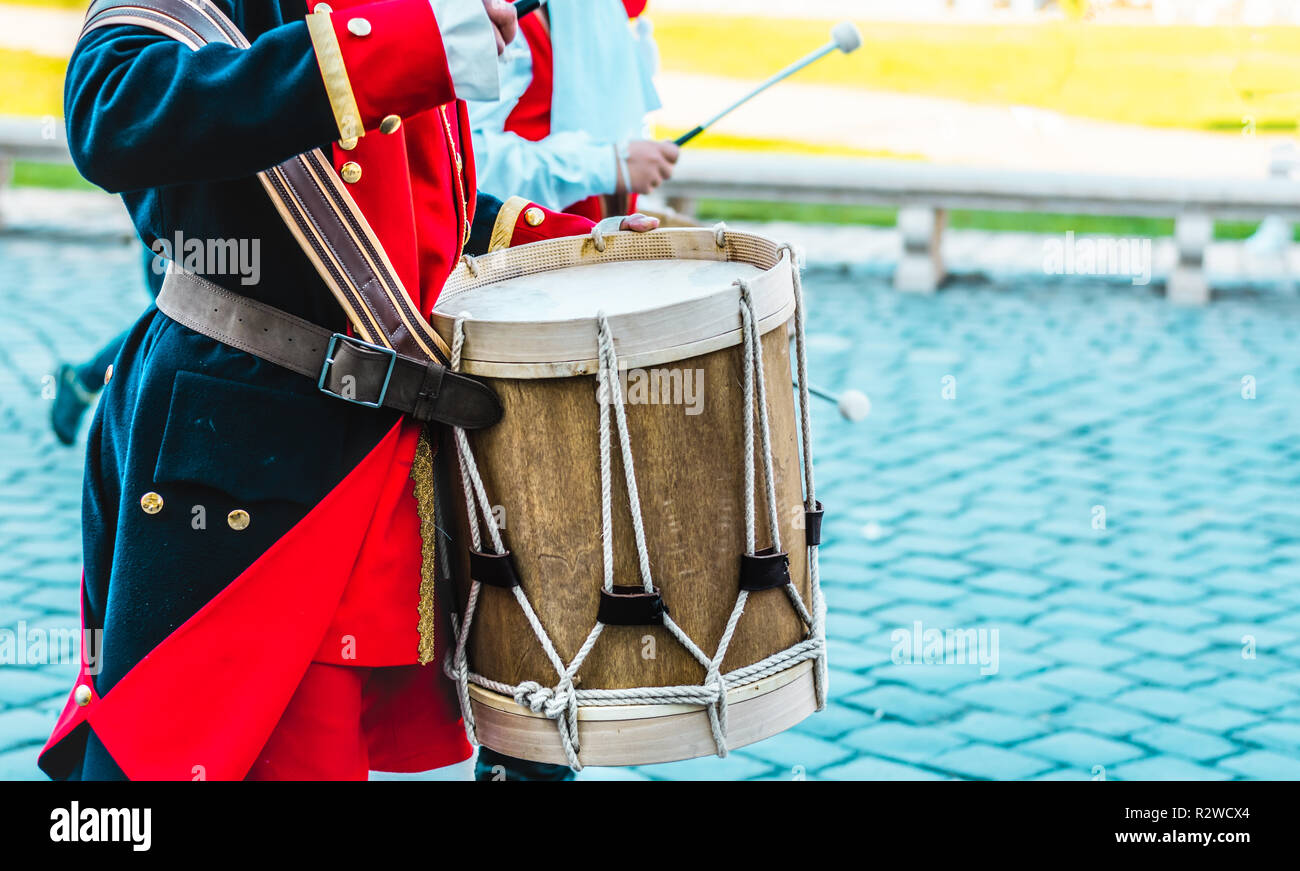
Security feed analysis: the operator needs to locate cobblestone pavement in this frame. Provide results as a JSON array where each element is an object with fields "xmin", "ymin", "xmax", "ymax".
[{"xmin": 2, "ymin": 234, "xmax": 1299, "ymax": 781}]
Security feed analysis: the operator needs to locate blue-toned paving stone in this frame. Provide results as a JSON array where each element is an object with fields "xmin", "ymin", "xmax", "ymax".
[
  {"xmin": 929, "ymin": 744, "xmax": 1055, "ymax": 780},
  {"xmin": 949, "ymin": 711, "xmax": 1048, "ymax": 744},
  {"xmin": 951, "ymin": 679, "xmax": 1071, "ymax": 716},
  {"xmin": 0, "ymin": 708, "xmax": 56, "ymax": 752},
  {"xmin": 964, "ymin": 570, "xmax": 1054, "ymax": 598},
  {"xmin": 1182, "ymin": 707, "xmax": 1262, "ymax": 733},
  {"xmin": 1032, "ymin": 666, "xmax": 1133, "ymax": 698},
  {"xmin": 1201, "ymin": 622, "xmax": 1297, "ymax": 650},
  {"xmin": 1019, "ymin": 731, "xmax": 1144, "ymax": 767},
  {"xmin": 1201, "ymin": 678, "xmax": 1297, "ymax": 712},
  {"xmin": 642, "ymin": 752, "xmax": 775, "ymax": 781},
  {"xmin": 951, "ymin": 592, "xmax": 1047, "ymax": 621},
  {"xmin": 792, "ymin": 702, "xmax": 876, "ymax": 740},
  {"xmin": 742, "ymin": 730, "xmax": 856, "ymax": 771},
  {"xmin": 1114, "ymin": 687, "xmax": 1219, "ymax": 720},
  {"xmin": 11, "ymin": 241, "xmax": 1300, "ymax": 781},
  {"xmin": 1112, "ymin": 626, "xmax": 1213, "ymax": 657},
  {"xmin": 0, "ymin": 746, "xmax": 42, "ymax": 781},
  {"xmin": 868, "ymin": 662, "xmax": 989, "ymax": 692},
  {"xmin": 843, "ymin": 685, "xmax": 962, "ymax": 724},
  {"xmin": 1030, "ymin": 610, "xmax": 1130, "ymax": 638},
  {"xmin": 843, "ymin": 721, "xmax": 967, "ymax": 763},
  {"xmin": 817, "ymin": 756, "xmax": 946, "ymax": 781},
  {"xmin": 1115, "ymin": 579, "xmax": 1209, "ymax": 603},
  {"xmin": 1218, "ymin": 751, "xmax": 1300, "ymax": 780},
  {"xmin": 1032, "ymin": 768, "xmax": 1096, "ymax": 780},
  {"xmin": 1200, "ymin": 595, "xmax": 1289, "ymax": 621},
  {"xmin": 870, "ymin": 576, "xmax": 966, "ymax": 603},
  {"xmin": 1131, "ymin": 724, "xmax": 1237, "ymax": 761},
  {"xmin": 1054, "ymin": 701, "xmax": 1158, "ymax": 736},
  {"xmin": 1109, "ymin": 757, "xmax": 1234, "ymax": 781},
  {"xmin": 1119, "ymin": 657, "xmax": 1223, "ymax": 688},
  {"xmin": 1037, "ymin": 638, "xmax": 1138, "ymax": 669},
  {"xmin": 1232, "ymin": 721, "xmax": 1300, "ymax": 755}
]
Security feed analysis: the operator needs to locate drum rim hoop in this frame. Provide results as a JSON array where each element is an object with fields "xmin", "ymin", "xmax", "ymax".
[
  {"xmin": 467, "ymin": 659, "xmax": 813, "ymax": 722},
  {"xmin": 432, "ymin": 228, "xmax": 795, "ymax": 377}
]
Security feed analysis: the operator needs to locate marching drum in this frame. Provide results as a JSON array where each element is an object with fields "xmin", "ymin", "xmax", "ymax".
[{"xmin": 427, "ymin": 226, "xmax": 826, "ymax": 768}]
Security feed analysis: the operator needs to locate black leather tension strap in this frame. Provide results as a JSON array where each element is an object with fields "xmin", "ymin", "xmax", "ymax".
[
  {"xmin": 740, "ymin": 546, "xmax": 792, "ymax": 591},
  {"xmin": 157, "ymin": 270, "xmax": 501, "ymax": 429},
  {"xmin": 805, "ymin": 501, "xmax": 825, "ymax": 547},
  {"xmin": 469, "ymin": 549, "xmax": 521, "ymax": 588},
  {"xmin": 597, "ymin": 585, "xmax": 667, "ymax": 626}
]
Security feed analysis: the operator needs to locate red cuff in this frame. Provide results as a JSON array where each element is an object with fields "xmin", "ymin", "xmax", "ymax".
[
  {"xmin": 511, "ymin": 203, "xmax": 595, "ymax": 247},
  {"xmin": 311, "ymin": 0, "xmax": 456, "ymax": 139}
]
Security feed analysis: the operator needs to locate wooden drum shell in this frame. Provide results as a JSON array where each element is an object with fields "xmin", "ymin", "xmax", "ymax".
[
  {"xmin": 455, "ymin": 321, "xmax": 809, "ymax": 691},
  {"xmin": 433, "ymin": 229, "xmax": 819, "ymax": 764}
]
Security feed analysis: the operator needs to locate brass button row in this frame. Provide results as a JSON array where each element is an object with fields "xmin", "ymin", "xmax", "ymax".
[{"xmin": 139, "ymin": 492, "xmax": 250, "ymax": 529}]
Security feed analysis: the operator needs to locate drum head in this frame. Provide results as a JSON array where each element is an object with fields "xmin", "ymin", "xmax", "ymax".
[{"xmin": 433, "ymin": 228, "xmax": 795, "ymax": 378}]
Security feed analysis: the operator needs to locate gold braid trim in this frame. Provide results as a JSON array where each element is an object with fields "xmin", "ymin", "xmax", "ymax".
[
  {"xmin": 412, "ymin": 427, "xmax": 439, "ymax": 665},
  {"xmin": 306, "ymin": 11, "xmax": 363, "ymax": 142},
  {"xmin": 489, "ymin": 196, "xmax": 530, "ymax": 252}
]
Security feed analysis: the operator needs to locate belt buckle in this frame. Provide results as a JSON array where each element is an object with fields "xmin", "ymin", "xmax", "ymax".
[{"xmin": 317, "ymin": 333, "xmax": 397, "ymax": 408}]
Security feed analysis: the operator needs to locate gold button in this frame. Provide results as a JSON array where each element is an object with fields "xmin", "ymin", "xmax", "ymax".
[
  {"xmin": 74, "ymin": 684, "xmax": 92, "ymax": 707},
  {"xmin": 339, "ymin": 136, "xmax": 358, "ymax": 151},
  {"xmin": 140, "ymin": 491, "xmax": 163, "ymax": 514},
  {"xmin": 347, "ymin": 17, "xmax": 371, "ymax": 36},
  {"xmin": 379, "ymin": 114, "xmax": 401, "ymax": 135},
  {"xmin": 227, "ymin": 509, "xmax": 250, "ymax": 531},
  {"xmin": 314, "ymin": 2, "xmax": 332, "ymax": 12},
  {"xmin": 524, "ymin": 207, "xmax": 545, "ymax": 227},
  {"xmin": 340, "ymin": 161, "xmax": 362, "ymax": 183},
  {"xmin": 103, "ymin": 363, "xmax": 113, "ymax": 386}
]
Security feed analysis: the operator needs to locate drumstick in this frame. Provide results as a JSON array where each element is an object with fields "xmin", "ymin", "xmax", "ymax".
[
  {"xmin": 674, "ymin": 21, "xmax": 862, "ymax": 147},
  {"xmin": 514, "ymin": 0, "xmax": 547, "ymax": 17},
  {"xmin": 800, "ymin": 380, "xmax": 871, "ymax": 422}
]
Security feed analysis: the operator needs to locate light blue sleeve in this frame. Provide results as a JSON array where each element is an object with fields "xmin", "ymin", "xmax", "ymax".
[
  {"xmin": 429, "ymin": 0, "xmax": 500, "ymax": 101},
  {"xmin": 467, "ymin": 30, "xmax": 618, "ymax": 210}
]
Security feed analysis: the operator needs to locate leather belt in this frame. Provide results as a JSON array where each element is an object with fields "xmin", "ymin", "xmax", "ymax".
[{"xmin": 156, "ymin": 270, "xmax": 502, "ymax": 429}]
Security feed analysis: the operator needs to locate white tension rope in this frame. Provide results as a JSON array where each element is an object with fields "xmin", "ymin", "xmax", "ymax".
[{"xmin": 443, "ymin": 228, "xmax": 827, "ymax": 770}]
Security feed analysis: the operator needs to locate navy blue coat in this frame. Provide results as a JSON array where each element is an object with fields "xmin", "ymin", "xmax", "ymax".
[{"xmin": 42, "ymin": 0, "xmax": 507, "ymax": 779}]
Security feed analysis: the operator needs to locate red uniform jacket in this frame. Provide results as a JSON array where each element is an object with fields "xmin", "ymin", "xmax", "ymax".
[{"xmin": 43, "ymin": 0, "xmax": 592, "ymax": 780}]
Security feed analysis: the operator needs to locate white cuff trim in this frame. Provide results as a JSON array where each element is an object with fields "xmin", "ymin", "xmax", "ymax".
[{"xmin": 430, "ymin": 0, "xmax": 501, "ymax": 101}]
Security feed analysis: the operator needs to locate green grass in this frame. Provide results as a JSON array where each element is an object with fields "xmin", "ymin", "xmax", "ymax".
[
  {"xmin": 695, "ymin": 199, "xmax": 1274, "ymax": 240},
  {"xmin": 656, "ymin": 14, "xmax": 1300, "ymax": 132},
  {"xmin": 11, "ymin": 161, "xmax": 95, "ymax": 190},
  {"xmin": 9, "ymin": 165, "xmax": 1275, "ymax": 240}
]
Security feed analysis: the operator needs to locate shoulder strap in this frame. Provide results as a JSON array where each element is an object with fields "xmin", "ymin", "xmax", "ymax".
[{"xmin": 81, "ymin": 0, "xmax": 452, "ymax": 365}]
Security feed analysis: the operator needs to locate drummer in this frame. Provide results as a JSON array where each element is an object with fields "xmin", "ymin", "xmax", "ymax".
[{"xmin": 468, "ymin": 0, "xmax": 678, "ymax": 223}]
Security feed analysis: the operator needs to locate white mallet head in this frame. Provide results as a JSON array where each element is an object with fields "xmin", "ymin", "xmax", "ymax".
[
  {"xmin": 832, "ymin": 21, "xmax": 862, "ymax": 54},
  {"xmin": 838, "ymin": 389, "xmax": 871, "ymax": 422}
]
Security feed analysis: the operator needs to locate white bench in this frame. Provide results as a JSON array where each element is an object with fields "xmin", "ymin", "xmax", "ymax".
[
  {"xmin": 661, "ymin": 151, "xmax": 1300, "ymax": 304},
  {"xmin": 0, "ymin": 115, "xmax": 73, "ymax": 228}
]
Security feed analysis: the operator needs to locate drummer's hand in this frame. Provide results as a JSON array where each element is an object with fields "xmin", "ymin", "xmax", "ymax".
[
  {"xmin": 482, "ymin": 0, "xmax": 517, "ymax": 55},
  {"xmin": 619, "ymin": 213, "xmax": 660, "ymax": 232},
  {"xmin": 622, "ymin": 140, "xmax": 680, "ymax": 195}
]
